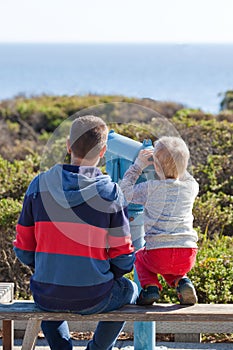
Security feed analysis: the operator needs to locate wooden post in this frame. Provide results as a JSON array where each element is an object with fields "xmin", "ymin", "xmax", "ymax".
[
  {"xmin": 22, "ymin": 319, "xmax": 41, "ymax": 350},
  {"xmin": 2, "ymin": 320, "xmax": 14, "ymax": 350}
]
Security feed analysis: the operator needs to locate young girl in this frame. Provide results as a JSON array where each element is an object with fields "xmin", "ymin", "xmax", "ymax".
[{"xmin": 121, "ymin": 136, "xmax": 199, "ymax": 305}]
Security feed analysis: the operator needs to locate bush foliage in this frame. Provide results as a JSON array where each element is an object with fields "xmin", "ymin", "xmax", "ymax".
[
  {"xmin": 0, "ymin": 93, "xmax": 232, "ymax": 302},
  {"xmin": 0, "ymin": 155, "xmax": 40, "ymax": 200},
  {"xmin": 0, "ymin": 197, "xmax": 32, "ymax": 297}
]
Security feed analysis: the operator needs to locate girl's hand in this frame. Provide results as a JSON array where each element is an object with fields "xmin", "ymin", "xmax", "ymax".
[{"xmin": 134, "ymin": 149, "xmax": 154, "ymax": 170}]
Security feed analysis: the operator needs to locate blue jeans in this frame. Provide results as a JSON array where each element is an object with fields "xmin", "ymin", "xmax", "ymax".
[{"xmin": 41, "ymin": 277, "xmax": 138, "ymax": 350}]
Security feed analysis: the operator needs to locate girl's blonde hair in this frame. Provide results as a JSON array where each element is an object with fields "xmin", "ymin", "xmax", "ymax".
[{"xmin": 153, "ymin": 136, "xmax": 190, "ymax": 179}]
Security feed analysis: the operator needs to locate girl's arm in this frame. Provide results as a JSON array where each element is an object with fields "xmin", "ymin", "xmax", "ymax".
[{"xmin": 120, "ymin": 149, "xmax": 154, "ymax": 205}]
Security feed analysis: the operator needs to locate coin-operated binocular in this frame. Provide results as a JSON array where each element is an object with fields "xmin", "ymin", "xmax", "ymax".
[{"xmin": 105, "ymin": 130, "xmax": 155, "ymax": 249}]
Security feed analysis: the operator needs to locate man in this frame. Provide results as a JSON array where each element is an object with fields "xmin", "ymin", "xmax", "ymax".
[{"xmin": 14, "ymin": 115, "xmax": 138, "ymax": 350}]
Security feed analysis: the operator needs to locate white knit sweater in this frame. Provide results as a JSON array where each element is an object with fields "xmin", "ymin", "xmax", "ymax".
[{"xmin": 120, "ymin": 164, "xmax": 199, "ymax": 249}]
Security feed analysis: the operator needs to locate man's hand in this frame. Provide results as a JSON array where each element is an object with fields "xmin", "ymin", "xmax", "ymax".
[{"xmin": 134, "ymin": 149, "xmax": 154, "ymax": 170}]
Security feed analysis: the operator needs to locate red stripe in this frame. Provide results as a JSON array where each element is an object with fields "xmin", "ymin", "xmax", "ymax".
[
  {"xmin": 35, "ymin": 222, "xmax": 108, "ymax": 260},
  {"xmin": 108, "ymin": 236, "xmax": 134, "ymax": 258},
  {"xmin": 108, "ymin": 235, "xmax": 133, "ymax": 248},
  {"xmin": 14, "ymin": 224, "xmax": 36, "ymax": 251}
]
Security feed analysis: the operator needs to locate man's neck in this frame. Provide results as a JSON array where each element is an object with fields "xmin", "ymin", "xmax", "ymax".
[{"xmin": 70, "ymin": 155, "xmax": 99, "ymax": 167}]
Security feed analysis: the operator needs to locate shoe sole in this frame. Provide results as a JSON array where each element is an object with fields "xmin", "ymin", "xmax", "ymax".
[
  {"xmin": 137, "ymin": 296, "xmax": 159, "ymax": 306},
  {"xmin": 178, "ymin": 285, "xmax": 198, "ymax": 305}
]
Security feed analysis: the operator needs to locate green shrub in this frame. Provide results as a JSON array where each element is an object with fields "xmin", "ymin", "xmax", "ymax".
[
  {"xmin": 217, "ymin": 109, "xmax": 233, "ymax": 123},
  {"xmin": 0, "ymin": 197, "xmax": 32, "ymax": 298},
  {"xmin": 0, "ymin": 94, "xmax": 232, "ymax": 301},
  {"xmin": 173, "ymin": 118, "xmax": 233, "ymax": 168},
  {"xmin": 193, "ymin": 192, "xmax": 233, "ymax": 238},
  {"xmin": 108, "ymin": 122, "xmax": 155, "ymax": 142},
  {"xmin": 220, "ymin": 90, "xmax": 233, "ymax": 111},
  {"xmin": 194, "ymin": 155, "xmax": 233, "ymax": 196},
  {"xmin": 0, "ymin": 155, "xmax": 40, "ymax": 200},
  {"xmin": 173, "ymin": 108, "xmax": 214, "ymax": 122},
  {"xmin": 0, "ymin": 94, "xmax": 183, "ymax": 135},
  {"xmin": 0, "ymin": 197, "xmax": 22, "ymax": 229}
]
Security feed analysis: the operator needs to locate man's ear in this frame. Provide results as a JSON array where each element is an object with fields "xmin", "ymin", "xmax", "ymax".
[
  {"xmin": 99, "ymin": 144, "xmax": 107, "ymax": 158},
  {"xmin": 66, "ymin": 137, "xmax": 72, "ymax": 154}
]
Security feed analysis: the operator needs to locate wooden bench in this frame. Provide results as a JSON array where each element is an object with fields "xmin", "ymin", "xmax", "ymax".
[
  {"xmin": 0, "ymin": 283, "xmax": 14, "ymax": 350},
  {"xmin": 0, "ymin": 301, "xmax": 233, "ymax": 350}
]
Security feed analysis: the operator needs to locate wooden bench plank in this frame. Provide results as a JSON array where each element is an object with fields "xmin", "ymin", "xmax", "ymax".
[
  {"xmin": 12, "ymin": 318, "xmax": 233, "ymax": 335},
  {"xmin": 11, "ymin": 319, "xmax": 233, "ymax": 336},
  {"xmin": 1, "ymin": 301, "xmax": 233, "ymax": 349},
  {"xmin": 1, "ymin": 302, "xmax": 233, "ymax": 322}
]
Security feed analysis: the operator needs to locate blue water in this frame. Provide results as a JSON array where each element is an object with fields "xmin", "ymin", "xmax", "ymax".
[{"xmin": 0, "ymin": 43, "xmax": 233, "ymax": 113}]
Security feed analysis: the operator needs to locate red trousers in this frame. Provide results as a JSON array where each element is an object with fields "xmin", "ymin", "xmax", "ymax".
[{"xmin": 135, "ymin": 247, "xmax": 197, "ymax": 290}]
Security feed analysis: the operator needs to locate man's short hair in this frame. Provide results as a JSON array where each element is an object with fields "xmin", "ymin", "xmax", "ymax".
[
  {"xmin": 69, "ymin": 115, "xmax": 108, "ymax": 160},
  {"xmin": 153, "ymin": 136, "xmax": 190, "ymax": 179}
]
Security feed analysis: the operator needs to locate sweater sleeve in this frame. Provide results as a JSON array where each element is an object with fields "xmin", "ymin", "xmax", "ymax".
[
  {"xmin": 107, "ymin": 205, "xmax": 135, "ymax": 279},
  {"xmin": 13, "ymin": 184, "xmax": 36, "ymax": 268},
  {"xmin": 181, "ymin": 171, "xmax": 199, "ymax": 198},
  {"xmin": 120, "ymin": 163, "xmax": 149, "ymax": 205}
]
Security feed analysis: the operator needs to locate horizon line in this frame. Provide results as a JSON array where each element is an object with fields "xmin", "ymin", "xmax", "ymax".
[{"xmin": 1, "ymin": 41, "xmax": 233, "ymax": 45}]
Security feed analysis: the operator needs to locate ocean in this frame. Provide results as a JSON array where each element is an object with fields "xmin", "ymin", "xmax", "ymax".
[{"xmin": 0, "ymin": 43, "xmax": 233, "ymax": 113}]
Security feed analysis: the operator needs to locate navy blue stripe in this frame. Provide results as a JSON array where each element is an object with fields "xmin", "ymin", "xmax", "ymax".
[
  {"xmin": 18, "ymin": 195, "xmax": 34, "ymax": 227},
  {"xmin": 31, "ymin": 279, "xmax": 113, "ymax": 311},
  {"xmin": 21, "ymin": 191, "xmax": 129, "ymax": 233},
  {"xmin": 34, "ymin": 293, "xmax": 107, "ymax": 312},
  {"xmin": 31, "ymin": 191, "xmax": 112, "ymax": 228},
  {"xmin": 31, "ymin": 278, "xmax": 113, "ymax": 299}
]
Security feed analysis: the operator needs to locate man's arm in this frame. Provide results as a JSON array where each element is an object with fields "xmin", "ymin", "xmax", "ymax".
[
  {"xmin": 108, "ymin": 206, "xmax": 135, "ymax": 279},
  {"xmin": 14, "ymin": 181, "xmax": 37, "ymax": 268}
]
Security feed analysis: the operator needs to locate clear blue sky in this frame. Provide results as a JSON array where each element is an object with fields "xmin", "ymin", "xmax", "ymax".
[{"xmin": 0, "ymin": 0, "xmax": 233, "ymax": 43}]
